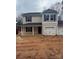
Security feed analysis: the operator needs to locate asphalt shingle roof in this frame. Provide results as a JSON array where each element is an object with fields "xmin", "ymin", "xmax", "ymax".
[
  {"xmin": 22, "ymin": 9, "xmax": 58, "ymax": 17},
  {"xmin": 22, "ymin": 12, "xmax": 42, "ymax": 17}
]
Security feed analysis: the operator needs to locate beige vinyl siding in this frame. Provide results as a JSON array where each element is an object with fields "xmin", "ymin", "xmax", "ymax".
[
  {"xmin": 32, "ymin": 16, "xmax": 42, "ymax": 23},
  {"xmin": 22, "ymin": 16, "xmax": 42, "ymax": 24}
]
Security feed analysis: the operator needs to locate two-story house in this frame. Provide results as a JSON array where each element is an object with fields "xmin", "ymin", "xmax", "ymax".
[{"xmin": 19, "ymin": 9, "xmax": 63, "ymax": 36}]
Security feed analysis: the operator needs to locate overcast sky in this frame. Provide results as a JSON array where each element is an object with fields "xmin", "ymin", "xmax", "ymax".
[{"xmin": 16, "ymin": 0, "xmax": 62, "ymax": 16}]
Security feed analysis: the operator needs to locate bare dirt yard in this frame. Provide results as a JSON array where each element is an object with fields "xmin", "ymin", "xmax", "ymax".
[{"xmin": 16, "ymin": 35, "xmax": 63, "ymax": 59}]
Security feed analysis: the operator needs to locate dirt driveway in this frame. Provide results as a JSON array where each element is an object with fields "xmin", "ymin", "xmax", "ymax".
[{"xmin": 16, "ymin": 35, "xmax": 63, "ymax": 59}]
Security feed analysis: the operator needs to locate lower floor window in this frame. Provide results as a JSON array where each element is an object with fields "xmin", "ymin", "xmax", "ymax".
[{"xmin": 26, "ymin": 27, "xmax": 32, "ymax": 32}]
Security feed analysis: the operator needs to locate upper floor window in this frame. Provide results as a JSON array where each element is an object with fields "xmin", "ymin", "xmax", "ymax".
[
  {"xmin": 26, "ymin": 16, "xmax": 32, "ymax": 22},
  {"xmin": 50, "ymin": 14, "xmax": 56, "ymax": 21},
  {"xmin": 50, "ymin": 15, "xmax": 54, "ymax": 20},
  {"xmin": 44, "ymin": 15, "xmax": 49, "ymax": 21}
]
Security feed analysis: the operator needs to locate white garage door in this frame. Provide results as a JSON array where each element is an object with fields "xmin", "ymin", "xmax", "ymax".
[{"xmin": 44, "ymin": 27, "xmax": 56, "ymax": 35}]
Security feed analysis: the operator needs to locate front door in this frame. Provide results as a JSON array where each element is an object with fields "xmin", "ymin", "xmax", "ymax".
[{"xmin": 38, "ymin": 27, "xmax": 42, "ymax": 34}]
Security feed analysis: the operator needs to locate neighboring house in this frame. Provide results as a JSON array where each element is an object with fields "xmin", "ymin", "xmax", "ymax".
[{"xmin": 18, "ymin": 9, "xmax": 63, "ymax": 36}]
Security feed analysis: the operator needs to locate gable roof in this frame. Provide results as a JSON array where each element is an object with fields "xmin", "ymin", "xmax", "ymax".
[{"xmin": 43, "ymin": 9, "xmax": 58, "ymax": 13}]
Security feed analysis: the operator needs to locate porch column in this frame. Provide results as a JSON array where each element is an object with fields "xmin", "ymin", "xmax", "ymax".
[
  {"xmin": 21, "ymin": 25, "xmax": 23, "ymax": 36},
  {"xmin": 32, "ymin": 26, "xmax": 34, "ymax": 35}
]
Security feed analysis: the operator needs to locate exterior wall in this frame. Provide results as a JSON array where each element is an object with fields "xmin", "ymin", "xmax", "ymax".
[
  {"xmin": 21, "ymin": 26, "xmax": 39, "ymax": 36},
  {"xmin": 22, "ymin": 16, "xmax": 42, "ymax": 24},
  {"xmin": 21, "ymin": 13, "xmax": 63, "ymax": 36},
  {"xmin": 22, "ymin": 17, "xmax": 26, "ymax": 24},
  {"xmin": 21, "ymin": 27, "xmax": 32, "ymax": 36},
  {"xmin": 32, "ymin": 16, "xmax": 42, "ymax": 23},
  {"xmin": 42, "ymin": 14, "xmax": 58, "ymax": 35},
  {"xmin": 42, "ymin": 22, "xmax": 57, "ymax": 35},
  {"xmin": 57, "ymin": 27, "xmax": 63, "ymax": 35}
]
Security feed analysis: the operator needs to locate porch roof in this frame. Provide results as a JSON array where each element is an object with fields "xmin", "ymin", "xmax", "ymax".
[{"xmin": 22, "ymin": 23, "xmax": 42, "ymax": 27}]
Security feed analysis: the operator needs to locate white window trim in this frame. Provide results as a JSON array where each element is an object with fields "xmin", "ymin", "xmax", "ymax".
[{"xmin": 50, "ymin": 14, "xmax": 57, "ymax": 22}]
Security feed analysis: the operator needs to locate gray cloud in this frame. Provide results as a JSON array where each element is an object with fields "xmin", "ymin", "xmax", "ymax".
[{"xmin": 16, "ymin": 0, "xmax": 62, "ymax": 16}]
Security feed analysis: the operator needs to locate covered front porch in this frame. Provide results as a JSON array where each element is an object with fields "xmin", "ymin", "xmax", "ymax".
[{"xmin": 20, "ymin": 23, "xmax": 42, "ymax": 36}]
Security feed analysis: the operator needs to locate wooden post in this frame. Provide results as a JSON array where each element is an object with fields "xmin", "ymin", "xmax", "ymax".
[{"xmin": 32, "ymin": 26, "xmax": 34, "ymax": 36}]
